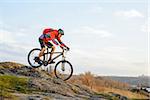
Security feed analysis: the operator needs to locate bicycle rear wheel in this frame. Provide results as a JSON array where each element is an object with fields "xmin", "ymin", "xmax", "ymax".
[
  {"xmin": 54, "ymin": 60, "xmax": 73, "ymax": 81},
  {"xmin": 27, "ymin": 48, "xmax": 45, "ymax": 68}
]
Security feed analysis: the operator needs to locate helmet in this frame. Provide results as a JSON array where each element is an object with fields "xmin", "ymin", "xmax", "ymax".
[{"xmin": 58, "ymin": 29, "xmax": 64, "ymax": 35}]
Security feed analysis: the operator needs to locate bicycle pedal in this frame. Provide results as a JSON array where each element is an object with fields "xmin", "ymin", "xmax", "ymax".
[
  {"xmin": 43, "ymin": 61, "xmax": 48, "ymax": 66},
  {"xmin": 38, "ymin": 60, "xmax": 43, "ymax": 65},
  {"xmin": 34, "ymin": 57, "xmax": 40, "ymax": 62}
]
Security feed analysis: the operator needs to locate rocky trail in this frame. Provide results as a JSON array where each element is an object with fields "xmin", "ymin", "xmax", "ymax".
[{"xmin": 0, "ymin": 62, "xmax": 108, "ymax": 100}]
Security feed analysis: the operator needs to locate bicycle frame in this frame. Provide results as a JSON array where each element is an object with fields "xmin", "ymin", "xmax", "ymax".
[
  {"xmin": 44, "ymin": 48, "xmax": 65, "ymax": 62},
  {"xmin": 28, "ymin": 47, "xmax": 73, "ymax": 80}
]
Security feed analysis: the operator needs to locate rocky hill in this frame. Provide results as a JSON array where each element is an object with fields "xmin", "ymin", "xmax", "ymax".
[
  {"xmin": 0, "ymin": 62, "xmax": 110, "ymax": 100},
  {"xmin": 0, "ymin": 62, "xmax": 149, "ymax": 100}
]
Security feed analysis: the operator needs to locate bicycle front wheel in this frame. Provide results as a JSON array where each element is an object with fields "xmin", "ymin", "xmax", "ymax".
[{"xmin": 54, "ymin": 60, "xmax": 73, "ymax": 81}]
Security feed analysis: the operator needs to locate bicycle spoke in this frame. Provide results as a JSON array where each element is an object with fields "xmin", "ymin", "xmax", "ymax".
[{"xmin": 54, "ymin": 60, "xmax": 73, "ymax": 81}]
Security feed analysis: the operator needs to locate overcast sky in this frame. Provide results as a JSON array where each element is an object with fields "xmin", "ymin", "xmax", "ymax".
[{"xmin": 0, "ymin": 0, "xmax": 149, "ymax": 76}]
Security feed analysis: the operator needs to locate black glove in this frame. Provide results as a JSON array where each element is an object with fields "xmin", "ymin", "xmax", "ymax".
[{"xmin": 66, "ymin": 47, "xmax": 70, "ymax": 51}]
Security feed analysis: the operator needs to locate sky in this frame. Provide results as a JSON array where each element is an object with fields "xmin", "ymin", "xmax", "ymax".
[{"xmin": 0, "ymin": 0, "xmax": 149, "ymax": 76}]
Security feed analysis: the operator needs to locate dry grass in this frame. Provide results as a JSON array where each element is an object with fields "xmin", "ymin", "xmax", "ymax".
[
  {"xmin": 95, "ymin": 87, "xmax": 148, "ymax": 99},
  {"xmin": 69, "ymin": 71, "xmax": 149, "ymax": 99},
  {"xmin": 0, "ymin": 62, "xmax": 24, "ymax": 69}
]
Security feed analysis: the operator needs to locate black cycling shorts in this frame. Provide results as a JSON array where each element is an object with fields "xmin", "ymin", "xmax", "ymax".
[{"xmin": 39, "ymin": 38, "xmax": 53, "ymax": 48}]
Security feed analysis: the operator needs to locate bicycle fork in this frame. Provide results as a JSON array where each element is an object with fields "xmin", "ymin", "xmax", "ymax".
[{"xmin": 61, "ymin": 53, "xmax": 66, "ymax": 71}]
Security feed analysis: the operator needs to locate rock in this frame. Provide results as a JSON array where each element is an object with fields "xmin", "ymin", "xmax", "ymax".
[
  {"xmin": 0, "ymin": 62, "xmax": 24, "ymax": 69},
  {"xmin": 0, "ymin": 62, "xmax": 107, "ymax": 99}
]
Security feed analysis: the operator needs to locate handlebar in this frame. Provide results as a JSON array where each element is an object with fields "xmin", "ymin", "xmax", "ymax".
[{"xmin": 62, "ymin": 47, "xmax": 69, "ymax": 52}]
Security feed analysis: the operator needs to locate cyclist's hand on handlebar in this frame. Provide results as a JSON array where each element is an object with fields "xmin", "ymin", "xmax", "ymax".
[
  {"xmin": 62, "ymin": 47, "xmax": 69, "ymax": 51},
  {"xmin": 66, "ymin": 47, "xmax": 70, "ymax": 51},
  {"xmin": 60, "ymin": 45, "xmax": 66, "ymax": 50},
  {"xmin": 60, "ymin": 44, "xmax": 70, "ymax": 51}
]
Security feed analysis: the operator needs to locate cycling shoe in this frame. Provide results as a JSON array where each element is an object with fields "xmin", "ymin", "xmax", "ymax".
[
  {"xmin": 34, "ymin": 57, "xmax": 43, "ymax": 65},
  {"xmin": 34, "ymin": 57, "xmax": 40, "ymax": 62}
]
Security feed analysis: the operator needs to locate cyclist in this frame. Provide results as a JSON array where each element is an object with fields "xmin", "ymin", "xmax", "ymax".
[{"xmin": 35, "ymin": 28, "xmax": 70, "ymax": 64}]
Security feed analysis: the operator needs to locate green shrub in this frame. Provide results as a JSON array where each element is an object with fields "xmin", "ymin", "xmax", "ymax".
[{"xmin": 0, "ymin": 75, "xmax": 28, "ymax": 94}]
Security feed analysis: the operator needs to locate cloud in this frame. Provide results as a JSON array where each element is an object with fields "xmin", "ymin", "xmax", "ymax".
[
  {"xmin": 0, "ymin": 28, "xmax": 30, "ymax": 44},
  {"xmin": 114, "ymin": 9, "xmax": 144, "ymax": 18},
  {"xmin": 0, "ymin": 43, "xmax": 29, "ymax": 64},
  {"xmin": 0, "ymin": 23, "xmax": 27, "ymax": 44},
  {"xmin": 0, "ymin": 28, "xmax": 36, "ymax": 48},
  {"xmin": 83, "ymin": 26, "xmax": 112, "ymax": 37},
  {"xmin": 0, "ymin": 29, "xmax": 16, "ymax": 43},
  {"xmin": 71, "ymin": 26, "xmax": 112, "ymax": 38},
  {"xmin": 0, "ymin": 27, "xmax": 37, "ymax": 64},
  {"xmin": 69, "ymin": 46, "xmax": 148, "ymax": 76}
]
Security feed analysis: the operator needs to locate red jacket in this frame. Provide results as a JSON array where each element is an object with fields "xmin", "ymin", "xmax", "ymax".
[{"xmin": 41, "ymin": 28, "xmax": 66, "ymax": 47}]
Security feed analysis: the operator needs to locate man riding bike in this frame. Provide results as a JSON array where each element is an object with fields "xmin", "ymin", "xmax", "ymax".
[{"xmin": 35, "ymin": 28, "xmax": 70, "ymax": 64}]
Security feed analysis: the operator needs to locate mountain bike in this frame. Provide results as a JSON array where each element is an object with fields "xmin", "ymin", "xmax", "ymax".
[{"xmin": 27, "ymin": 47, "xmax": 73, "ymax": 81}]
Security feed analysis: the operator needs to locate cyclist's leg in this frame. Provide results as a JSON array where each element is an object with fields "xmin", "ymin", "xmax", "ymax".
[
  {"xmin": 50, "ymin": 45, "xmax": 55, "ymax": 60},
  {"xmin": 46, "ymin": 41, "xmax": 55, "ymax": 63},
  {"xmin": 38, "ymin": 38, "xmax": 46, "ymax": 59}
]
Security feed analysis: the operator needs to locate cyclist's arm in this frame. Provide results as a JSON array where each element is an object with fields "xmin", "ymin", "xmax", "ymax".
[
  {"xmin": 52, "ymin": 39, "xmax": 59, "ymax": 45},
  {"xmin": 57, "ymin": 37, "xmax": 67, "ymax": 47}
]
